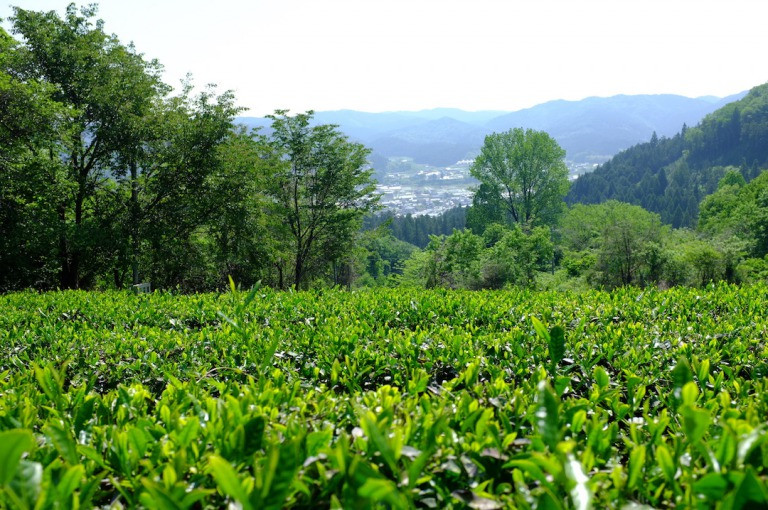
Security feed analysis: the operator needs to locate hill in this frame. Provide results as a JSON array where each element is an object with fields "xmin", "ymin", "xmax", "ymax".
[
  {"xmin": 237, "ymin": 92, "xmax": 744, "ymax": 167},
  {"xmin": 567, "ymin": 83, "xmax": 768, "ymax": 227},
  {"xmin": 486, "ymin": 93, "xmax": 747, "ymax": 162}
]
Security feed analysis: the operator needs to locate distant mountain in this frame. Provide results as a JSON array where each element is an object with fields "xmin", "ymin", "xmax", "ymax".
[
  {"xmin": 237, "ymin": 91, "xmax": 747, "ymax": 167},
  {"xmin": 486, "ymin": 94, "xmax": 748, "ymax": 162},
  {"xmin": 567, "ymin": 83, "xmax": 768, "ymax": 228},
  {"xmin": 389, "ymin": 108, "xmax": 508, "ymax": 124},
  {"xmin": 368, "ymin": 117, "xmax": 486, "ymax": 166},
  {"xmin": 237, "ymin": 109, "xmax": 500, "ymax": 145}
]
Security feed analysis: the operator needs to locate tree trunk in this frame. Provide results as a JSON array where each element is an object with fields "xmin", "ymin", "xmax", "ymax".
[
  {"xmin": 276, "ymin": 261, "xmax": 284, "ymax": 290},
  {"xmin": 64, "ymin": 166, "xmax": 87, "ymax": 289},
  {"xmin": 58, "ymin": 204, "xmax": 76, "ymax": 289},
  {"xmin": 294, "ymin": 256, "xmax": 303, "ymax": 291},
  {"xmin": 130, "ymin": 160, "xmax": 140, "ymax": 285}
]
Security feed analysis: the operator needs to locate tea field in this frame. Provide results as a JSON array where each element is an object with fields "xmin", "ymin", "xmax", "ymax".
[{"xmin": 2, "ymin": 284, "xmax": 768, "ymax": 509}]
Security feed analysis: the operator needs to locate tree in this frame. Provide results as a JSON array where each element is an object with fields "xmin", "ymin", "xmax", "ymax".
[
  {"xmin": 470, "ymin": 128, "xmax": 569, "ymax": 231},
  {"xmin": 698, "ymin": 169, "xmax": 768, "ymax": 258},
  {"xmin": 135, "ymin": 85, "xmax": 243, "ymax": 290},
  {"xmin": 561, "ymin": 201, "xmax": 663, "ymax": 288},
  {"xmin": 480, "ymin": 225, "xmax": 554, "ymax": 289},
  {"xmin": 261, "ymin": 111, "xmax": 379, "ymax": 290},
  {"xmin": 0, "ymin": 27, "xmax": 63, "ymax": 290},
  {"xmin": 595, "ymin": 202, "xmax": 663, "ymax": 287},
  {"xmin": 9, "ymin": 4, "xmax": 167, "ymax": 288},
  {"xmin": 2, "ymin": 5, "xmax": 244, "ymax": 292}
]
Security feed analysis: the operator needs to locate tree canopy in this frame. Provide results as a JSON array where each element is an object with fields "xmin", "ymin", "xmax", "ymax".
[
  {"xmin": 469, "ymin": 128, "xmax": 569, "ymax": 232},
  {"xmin": 260, "ymin": 111, "xmax": 379, "ymax": 289}
]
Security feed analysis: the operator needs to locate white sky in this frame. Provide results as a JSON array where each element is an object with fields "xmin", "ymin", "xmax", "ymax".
[{"xmin": 2, "ymin": 0, "xmax": 766, "ymax": 115}]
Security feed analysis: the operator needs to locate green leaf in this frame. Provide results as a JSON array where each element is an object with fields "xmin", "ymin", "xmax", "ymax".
[
  {"xmin": 571, "ymin": 410, "xmax": 587, "ymax": 433},
  {"xmin": 531, "ymin": 316, "xmax": 550, "ymax": 342},
  {"xmin": 359, "ymin": 477, "xmax": 407, "ymax": 509},
  {"xmin": 565, "ymin": 455, "xmax": 592, "ymax": 510},
  {"xmin": 73, "ymin": 396, "xmax": 96, "ymax": 435},
  {"xmin": 140, "ymin": 478, "xmax": 185, "ymax": 510},
  {"xmin": 206, "ymin": 455, "xmax": 252, "ymax": 510},
  {"xmin": 548, "ymin": 326, "xmax": 565, "ymax": 365},
  {"xmin": 672, "ymin": 359, "xmax": 693, "ymax": 393},
  {"xmin": 56, "ymin": 464, "xmax": 85, "ymax": 499},
  {"xmin": 537, "ymin": 486, "xmax": 564, "ymax": 510},
  {"xmin": 176, "ymin": 418, "xmax": 200, "ymax": 448},
  {"xmin": 0, "ymin": 429, "xmax": 35, "ymax": 485},
  {"xmin": 34, "ymin": 364, "xmax": 63, "ymax": 409},
  {"xmin": 259, "ymin": 440, "xmax": 301, "ymax": 510},
  {"xmin": 306, "ymin": 428, "xmax": 332, "ymax": 458},
  {"xmin": 680, "ymin": 405, "xmax": 710, "ymax": 445},
  {"xmin": 655, "ymin": 444, "xmax": 675, "ymax": 482},
  {"xmin": 731, "ymin": 467, "xmax": 768, "ymax": 509},
  {"xmin": 536, "ymin": 380, "xmax": 560, "ymax": 451},
  {"xmin": 694, "ymin": 473, "xmax": 728, "ymax": 501},
  {"xmin": 44, "ymin": 422, "xmax": 79, "ymax": 465},
  {"xmin": 243, "ymin": 416, "xmax": 266, "ymax": 457},
  {"xmin": 627, "ymin": 445, "xmax": 645, "ymax": 491},
  {"xmin": 593, "ymin": 366, "xmax": 610, "ymax": 389},
  {"xmin": 504, "ymin": 459, "xmax": 547, "ymax": 484},
  {"xmin": 361, "ymin": 414, "xmax": 398, "ymax": 474},
  {"xmin": 681, "ymin": 381, "xmax": 699, "ymax": 406}
]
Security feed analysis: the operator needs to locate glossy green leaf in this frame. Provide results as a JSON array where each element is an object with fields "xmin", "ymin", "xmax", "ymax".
[
  {"xmin": 206, "ymin": 455, "xmax": 253, "ymax": 510},
  {"xmin": 680, "ymin": 405, "xmax": 710, "ymax": 445},
  {"xmin": 0, "ymin": 429, "xmax": 35, "ymax": 485},
  {"xmin": 536, "ymin": 380, "xmax": 560, "ymax": 451}
]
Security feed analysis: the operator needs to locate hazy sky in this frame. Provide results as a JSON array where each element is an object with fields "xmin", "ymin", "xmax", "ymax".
[{"xmin": 2, "ymin": 0, "xmax": 765, "ymax": 115}]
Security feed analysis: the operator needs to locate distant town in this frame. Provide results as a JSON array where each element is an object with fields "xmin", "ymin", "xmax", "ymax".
[{"xmin": 376, "ymin": 157, "xmax": 598, "ymax": 216}]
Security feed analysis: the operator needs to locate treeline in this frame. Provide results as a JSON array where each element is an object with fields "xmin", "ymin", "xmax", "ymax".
[
  {"xmin": 3, "ymin": 4, "xmax": 768, "ymax": 295},
  {"xmin": 0, "ymin": 6, "xmax": 376, "ymax": 292},
  {"xmin": 568, "ymin": 84, "xmax": 768, "ymax": 227},
  {"xmin": 360, "ymin": 168, "xmax": 768, "ymax": 291},
  {"xmin": 362, "ymin": 206, "xmax": 466, "ymax": 248}
]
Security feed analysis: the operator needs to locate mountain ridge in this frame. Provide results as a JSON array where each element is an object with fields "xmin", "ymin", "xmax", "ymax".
[
  {"xmin": 566, "ymin": 82, "xmax": 768, "ymax": 227},
  {"xmin": 237, "ymin": 91, "xmax": 748, "ymax": 167}
]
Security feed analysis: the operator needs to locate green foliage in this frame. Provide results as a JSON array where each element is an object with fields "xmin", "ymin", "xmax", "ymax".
[
  {"xmin": 699, "ymin": 169, "xmax": 768, "ymax": 260},
  {"xmin": 470, "ymin": 128, "xmax": 570, "ymax": 230},
  {"xmin": 406, "ymin": 224, "xmax": 555, "ymax": 290},
  {"xmin": 2, "ymin": 285, "xmax": 768, "ymax": 507},
  {"xmin": 260, "ymin": 111, "xmax": 380, "ymax": 290},
  {"xmin": 357, "ymin": 229, "xmax": 418, "ymax": 287},
  {"xmin": 562, "ymin": 201, "xmax": 664, "ymax": 288},
  {"xmin": 568, "ymin": 82, "xmax": 768, "ymax": 228},
  {"xmin": 0, "ymin": 5, "xmax": 252, "ymax": 292},
  {"xmin": 363, "ymin": 207, "xmax": 468, "ymax": 249}
]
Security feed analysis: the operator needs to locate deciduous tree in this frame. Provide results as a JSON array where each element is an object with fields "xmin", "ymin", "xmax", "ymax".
[
  {"xmin": 261, "ymin": 111, "xmax": 379, "ymax": 289},
  {"xmin": 470, "ymin": 128, "xmax": 569, "ymax": 231}
]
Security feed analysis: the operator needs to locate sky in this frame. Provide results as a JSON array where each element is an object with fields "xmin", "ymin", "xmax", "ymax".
[{"xmin": 1, "ymin": 0, "xmax": 766, "ymax": 116}]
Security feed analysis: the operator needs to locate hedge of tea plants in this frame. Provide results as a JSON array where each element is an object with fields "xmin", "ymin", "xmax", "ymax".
[{"xmin": 1, "ymin": 284, "xmax": 768, "ymax": 508}]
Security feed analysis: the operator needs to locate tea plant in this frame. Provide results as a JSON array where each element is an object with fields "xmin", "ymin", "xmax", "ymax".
[{"xmin": 1, "ymin": 284, "xmax": 768, "ymax": 508}]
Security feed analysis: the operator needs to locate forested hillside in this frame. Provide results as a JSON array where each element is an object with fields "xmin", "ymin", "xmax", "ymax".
[
  {"xmin": 363, "ymin": 207, "xmax": 467, "ymax": 248},
  {"xmin": 567, "ymin": 83, "xmax": 768, "ymax": 227}
]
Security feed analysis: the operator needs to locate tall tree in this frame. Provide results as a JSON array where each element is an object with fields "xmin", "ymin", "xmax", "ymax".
[
  {"xmin": 562, "ymin": 201, "xmax": 663, "ymax": 288},
  {"xmin": 261, "ymin": 111, "xmax": 379, "ymax": 289},
  {"xmin": 469, "ymin": 128, "xmax": 569, "ymax": 231},
  {"xmin": 0, "ymin": 27, "xmax": 63, "ymax": 290},
  {"xmin": 125, "ymin": 85, "xmax": 242, "ymax": 290},
  {"xmin": 10, "ymin": 4, "xmax": 167, "ymax": 288}
]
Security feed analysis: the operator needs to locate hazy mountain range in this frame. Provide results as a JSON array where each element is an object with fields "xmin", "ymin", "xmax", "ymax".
[{"xmin": 238, "ymin": 92, "xmax": 747, "ymax": 167}]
